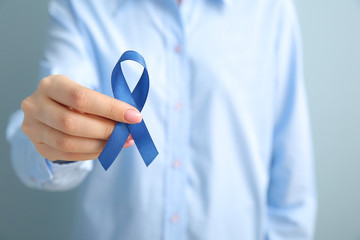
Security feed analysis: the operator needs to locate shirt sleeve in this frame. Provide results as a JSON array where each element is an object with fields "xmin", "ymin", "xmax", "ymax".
[
  {"xmin": 266, "ymin": 0, "xmax": 317, "ymax": 239},
  {"xmin": 6, "ymin": 0, "xmax": 99, "ymax": 191}
]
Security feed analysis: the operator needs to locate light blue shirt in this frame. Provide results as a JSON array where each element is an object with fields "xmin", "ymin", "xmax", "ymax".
[{"xmin": 6, "ymin": 0, "xmax": 316, "ymax": 239}]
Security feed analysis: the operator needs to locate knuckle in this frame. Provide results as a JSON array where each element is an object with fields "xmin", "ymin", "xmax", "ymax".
[
  {"xmin": 21, "ymin": 97, "xmax": 32, "ymax": 114},
  {"xmin": 35, "ymin": 142, "xmax": 45, "ymax": 152},
  {"xmin": 34, "ymin": 143, "xmax": 50, "ymax": 159},
  {"xmin": 59, "ymin": 113, "xmax": 77, "ymax": 133},
  {"xmin": 38, "ymin": 76, "xmax": 52, "ymax": 91},
  {"xmin": 55, "ymin": 136, "xmax": 75, "ymax": 152},
  {"xmin": 21, "ymin": 121, "xmax": 30, "ymax": 135},
  {"xmin": 106, "ymin": 99, "xmax": 119, "ymax": 119},
  {"xmin": 55, "ymin": 74, "xmax": 70, "ymax": 81},
  {"xmin": 71, "ymin": 88, "xmax": 88, "ymax": 110}
]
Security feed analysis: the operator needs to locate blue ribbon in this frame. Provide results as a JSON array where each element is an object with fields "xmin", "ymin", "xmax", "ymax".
[{"xmin": 98, "ymin": 50, "xmax": 158, "ymax": 170}]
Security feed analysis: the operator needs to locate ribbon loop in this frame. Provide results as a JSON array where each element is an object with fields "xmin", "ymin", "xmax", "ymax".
[{"xmin": 98, "ymin": 50, "xmax": 158, "ymax": 170}]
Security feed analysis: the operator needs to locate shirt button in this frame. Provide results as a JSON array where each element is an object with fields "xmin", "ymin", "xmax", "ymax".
[
  {"xmin": 172, "ymin": 159, "xmax": 182, "ymax": 169},
  {"xmin": 174, "ymin": 102, "xmax": 183, "ymax": 110},
  {"xmin": 170, "ymin": 214, "xmax": 180, "ymax": 223},
  {"xmin": 30, "ymin": 176, "xmax": 36, "ymax": 183},
  {"xmin": 175, "ymin": 45, "xmax": 182, "ymax": 54}
]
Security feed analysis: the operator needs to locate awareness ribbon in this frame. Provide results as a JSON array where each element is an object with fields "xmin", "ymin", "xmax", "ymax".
[{"xmin": 98, "ymin": 50, "xmax": 158, "ymax": 170}]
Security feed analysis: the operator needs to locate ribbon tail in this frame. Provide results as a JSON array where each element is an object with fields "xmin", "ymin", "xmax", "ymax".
[
  {"xmin": 98, "ymin": 122, "xmax": 130, "ymax": 170},
  {"xmin": 128, "ymin": 120, "xmax": 159, "ymax": 166}
]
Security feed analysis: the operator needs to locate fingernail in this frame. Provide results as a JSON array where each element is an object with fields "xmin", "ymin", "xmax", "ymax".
[
  {"xmin": 124, "ymin": 109, "xmax": 142, "ymax": 123},
  {"xmin": 123, "ymin": 139, "xmax": 134, "ymax": 149},
  {"xmin": 128, "ymin": 139, "xmax": 134, "ymax": 146}
]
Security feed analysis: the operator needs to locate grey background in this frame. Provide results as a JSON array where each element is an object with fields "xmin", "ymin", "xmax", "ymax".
[{"xmin": 0, "ymin": 0, "xmax": 359, "ymax": 239}]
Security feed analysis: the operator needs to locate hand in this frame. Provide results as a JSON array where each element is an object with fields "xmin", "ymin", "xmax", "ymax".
[{"xmin": 21, "ymin": 75, "xmax": 142, "ymax": 161}]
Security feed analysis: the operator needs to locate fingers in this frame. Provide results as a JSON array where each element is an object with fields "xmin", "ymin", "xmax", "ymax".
[
  {"xmin": 31, "ymin": 120, "xmax": 107, "ymax": 153},
  {"xmin": 39, "ymin": 75, "xmax": 142, "ymax": 124},
  {"xmin": 34, "ymin": 96, "xmax": 116, "ymax": 140},
  {"xmin": 36, "ymin": 122, "xmax": 134, "ymax": 153},
  {"xmin": 35, "ymin": 139, "xmax": 135, "ymax": 162},
  {"xmin": 21, "ymin": 75, "xmax": 137, "ymax": 163},
  {"xmin": 123, "ymin": 138, "xmax": 134, "ymax": 149},
  {"xmin": 35, "ymin": 142, "xmax": 101, "ymax": 161},
  {"xmin": 24, "ymin": 119, "xmax": 134, "ymax": 161}
]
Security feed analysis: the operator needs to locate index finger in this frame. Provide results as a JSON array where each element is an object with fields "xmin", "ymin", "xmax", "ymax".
[{"xmin": 39, "ymin": 75, "xmax": 142, "ymax": 124}]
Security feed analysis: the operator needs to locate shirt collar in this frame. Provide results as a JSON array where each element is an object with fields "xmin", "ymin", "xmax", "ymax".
[
  {"xmin": 208, "ymin": 0, "xmax": 232, "ymax": 7},
  {"xmin": 112, "ymin": 0, "xmax": 231, "ymax": 16},
  {"xmin": 216, "ymin": 0, "xmax": 231, "ymax": 5}
]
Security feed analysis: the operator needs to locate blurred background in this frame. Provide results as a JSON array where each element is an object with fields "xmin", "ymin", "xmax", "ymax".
[{"xmin": 0, "ymin": 0, "xmax": 359, "ymax": 239}]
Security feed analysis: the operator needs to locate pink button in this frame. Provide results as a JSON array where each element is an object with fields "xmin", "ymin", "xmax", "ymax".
[
  {"xmin": 175, "ymin": 102, "xmax": 183, "ymax": 110},
  {"xmin": 175, "ymin": 45, "xmax": 182, "ymax": 54},
  {"xmin": 170, "ymin": 214, "xmax": 180, "ymax": 223},
  {"xmin": 30, "ymin": 176, "xmax": 36, "ymax": 183},
  {"xmin": 172, "ymin": 159, "xmax": 182, "ymax": 168}
]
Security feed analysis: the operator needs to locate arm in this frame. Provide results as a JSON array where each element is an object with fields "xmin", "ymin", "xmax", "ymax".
[
  {"xmin": 6, "ymin": 0, "xmax": 139, "ymax": 191},
  {"xmin": 266, "ymin": 0, "xmax": 317, "ymax": 239},
  {"xmin": 7, "ymin": 0, "xmax": 95, "ymax": 191}
]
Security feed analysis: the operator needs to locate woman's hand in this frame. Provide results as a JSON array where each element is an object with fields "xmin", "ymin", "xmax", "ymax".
[{"xmin": 21, "ymin": 75, "xmax": 141, "ymax": 161}]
